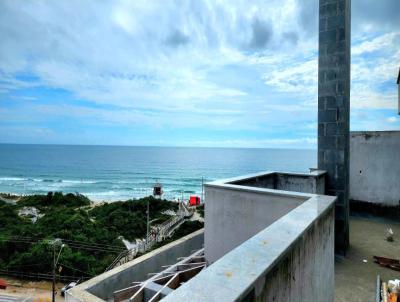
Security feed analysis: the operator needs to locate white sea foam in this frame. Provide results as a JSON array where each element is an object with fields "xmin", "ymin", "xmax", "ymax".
[
  {"xmin": 62, "ymin": 179, "xmax": 97, "ymax": 184},
  {"xmin": 0, "ymin": 177, "xmax": 27, "ymax": 181}
]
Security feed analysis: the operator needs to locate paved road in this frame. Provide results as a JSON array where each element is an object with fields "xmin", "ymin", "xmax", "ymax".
[{"xmin": 0, "ymin": 294, "xmax": 31, "ymax": 302}]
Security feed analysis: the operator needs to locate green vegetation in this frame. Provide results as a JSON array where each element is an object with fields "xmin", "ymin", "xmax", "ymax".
[
  {"xmin": 197, "ymin": 204, "xmax": 204, "ymax": 218},
  {"xmin": 0, "ymin": 193, "xmax": 184, "ymax": 280}
]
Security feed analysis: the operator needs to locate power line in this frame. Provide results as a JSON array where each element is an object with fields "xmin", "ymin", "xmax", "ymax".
[
  {"xmin": 0, "ymin": 240, "xmax": 122, "ymax": 253},
  {"xmin": 5, "ymin": 263, "xmax": 45, "ymax": 268},
  {"xmin": 0, "ymin": 269, "xmax": 90, "ymax": 282},
  {"xmin": 58, "ymin": 262, "xmax": 94, "ymax": 276},
  {"xmin": 2, "ymin": 235, "xmax": 124, "ymax": 250},
  {"xmin": 0, "ymin": 237, "xmax": 124, "ymax": 253}
]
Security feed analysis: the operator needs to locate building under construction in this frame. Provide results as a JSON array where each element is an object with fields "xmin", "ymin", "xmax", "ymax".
[{"xmin": 65, "ymin": 0, "xmax": 400, "ymax": 301}]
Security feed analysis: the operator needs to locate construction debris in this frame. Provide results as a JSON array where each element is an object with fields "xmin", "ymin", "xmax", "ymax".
[
  {"xmin": 386, "ymin": 228, "xmax": 394, "ymax": 242},
  {"xmin": 113, "ymin": 249, "xmax": 205, "ymax": 302},
  {"xmin": 379, "ymin": 277, "xmax": 400, "ymax": 302},
  {"xmin": 374, "ymin": 256, "xmax": 400, "ymax": 272},
  {"xmin": 388, "ymin": 280, "xmax": 400, "ymax": 294}
]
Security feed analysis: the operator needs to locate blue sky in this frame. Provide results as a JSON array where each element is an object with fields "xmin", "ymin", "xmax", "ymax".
[{"xmin": 0, "ymin": 0, "xmax": 399, "ymax": 148}]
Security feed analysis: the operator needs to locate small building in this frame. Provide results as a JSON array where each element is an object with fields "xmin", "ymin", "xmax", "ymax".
[
  {"xmin": 188, "ymin": 195, "xmax": 200, "ymax": 206},
  {"xmin": 152, "ymin": 182, "xmax": 163, "ymax": 198}
]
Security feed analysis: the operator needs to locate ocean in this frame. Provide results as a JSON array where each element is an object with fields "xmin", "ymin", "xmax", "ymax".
[{"xmin": 0, "ymin": 144, "xmax": 316, "ymax": 202}]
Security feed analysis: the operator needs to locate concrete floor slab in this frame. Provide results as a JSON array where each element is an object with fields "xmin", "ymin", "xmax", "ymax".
[{"xmin": 335, "ymin": 217, "xmax": 400, "ymax": 301}]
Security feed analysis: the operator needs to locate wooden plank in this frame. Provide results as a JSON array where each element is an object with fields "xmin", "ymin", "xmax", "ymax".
[
  {"xmin": 177, "ymin": 265, "xmax": 205, "ymax": 282},
  {"xmin": 152, "ymin": 273, "xmax": 176, "ymax": 285},
  {"xmin": 114, "ymin": 285, "xmax": 141, "ymax": 302},
  {"xmin": 164, "ymin": 273, "xmax": 180, "ymax": 290},
  {"xmin": 129, "ymin": 286, "xmax": 144, "ymax": 302}
]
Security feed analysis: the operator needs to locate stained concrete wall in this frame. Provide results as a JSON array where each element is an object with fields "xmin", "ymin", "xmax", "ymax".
[
  {"xmin": 204, "ymin": 184, "xmax": 307, "ymax": 264},
  {"xmin": 65, "ymin": 230, "xmax": 204, "ymax": 302},
  {"xmin": 275, "ymin": 173, "xmax": 325, "ymax": 194},
  {"xmin": 230, "ymin": 171, "xmax": 326, "ymax": 195},
  {"xmin": 256, "ymin": 207, "xmax": 335, "ymax": 302},
  {"xmin": 350, "ymin": 131, "xmax": 400, "ymax": 206},
  {"xmin": 163, "ymin": 196, "xmax": 336, "ymax": 302}
]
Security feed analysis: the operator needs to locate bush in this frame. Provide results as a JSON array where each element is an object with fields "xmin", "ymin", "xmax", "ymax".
[
  {"xmin": 18, "ymin": 192, "xmax": 90, "ymax": 209},
  {"xmin": 0, "ymin": 193, "xmax": 180, "ymax": 278}
]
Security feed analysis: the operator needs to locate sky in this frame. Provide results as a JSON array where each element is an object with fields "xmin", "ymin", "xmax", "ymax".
[{"xmin": 0, "ymin": 0, "xmax": 399, "ymax": 149}]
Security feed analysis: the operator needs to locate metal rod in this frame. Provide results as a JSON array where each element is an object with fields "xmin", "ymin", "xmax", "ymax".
[
  {"xmin": 146, "ymin": 199, "xmax": 150, "ymax": 245},
  {"xmin": 52, "ymin": 244, "xmax": 56, "ymax": 302},
  {"xmin": 52, "ymin": 242, "xmax": 65, "ymax": 302},
  {"xmin": 201, "ymin": 177, "xmax": 204, "ymax": 203}
]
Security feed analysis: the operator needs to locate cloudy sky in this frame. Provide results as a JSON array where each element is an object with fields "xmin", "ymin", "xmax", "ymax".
[{"xmin": 0, "ymin": 0, "xmax": 399, "ymax": 148}]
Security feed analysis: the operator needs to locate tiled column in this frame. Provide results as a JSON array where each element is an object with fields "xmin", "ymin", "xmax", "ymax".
[
  {"xmin": 397, "ymin": 68, "xmax": 399, "ymax": 114},
  {"xmin": 318, "ymin": 0, "xmax": 351, "ymax": 254}
]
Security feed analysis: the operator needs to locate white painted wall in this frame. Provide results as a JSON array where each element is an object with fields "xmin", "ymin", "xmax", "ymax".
[{"xmin": 350, "ymin": 131, "xmax": 400, "ymax": 206}]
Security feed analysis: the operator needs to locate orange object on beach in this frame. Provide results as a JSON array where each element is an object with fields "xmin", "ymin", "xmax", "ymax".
[{"xmin": 0, "ymin": 278, "xmax": 7, "ymax": 289}]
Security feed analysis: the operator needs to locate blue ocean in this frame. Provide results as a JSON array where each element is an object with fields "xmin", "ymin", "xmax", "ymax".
[{"xmin": 0, "ymin": 144, "xmax": 316, "ymax": 202}]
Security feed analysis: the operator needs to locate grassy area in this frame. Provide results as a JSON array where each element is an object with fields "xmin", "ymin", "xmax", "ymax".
[{"xmin": 0, "ymin": 193, "xmax": 178, "ymax": 280}]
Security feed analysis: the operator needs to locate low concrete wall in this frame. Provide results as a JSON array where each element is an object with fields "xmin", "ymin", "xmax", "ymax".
[
  {"xmin": 275, "ymin": 172, "xmax": 325, "ymax": 194},
  {"xmin": 65, "ymin": 229, "xmax": 204, "ymax": 302},
  {"xmin": 204, "ymin": 171, "xmax": 326, "ymax": 264},
  {"xmin": 230, "ymin": 170, "xmax": 326, "ymax": 195},
  {"xmin": 163, "ymin": 195, "xmax": 336, "ymax": 302},
  {"xmin": 204, "ymin": 183, "xmax": 307, "ymax": 264},
  {"xmin": 350, "ymin": 131, "xmax": 400, "ymax": 206}
]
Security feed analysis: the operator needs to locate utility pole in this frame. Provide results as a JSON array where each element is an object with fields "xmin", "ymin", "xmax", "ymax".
[
  {"xmin": 201, "ymin": 177, "xmax": 204, "ymax": 203},
  {"xmin": 52, "ymin": 244, "xmax": 56, "ymax": 302},
  {"xmin": 52, "ymin": 241, "xmax": 65, "ymax": 302},
  {"xmin": 146, "ymin": 198, "xmax": 149, "ymax": 245}
]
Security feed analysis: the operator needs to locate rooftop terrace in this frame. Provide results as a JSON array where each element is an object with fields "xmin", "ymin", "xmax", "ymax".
[{"xmin": 66, "ymin": 170, "xmax": 337, "ymax": 302}]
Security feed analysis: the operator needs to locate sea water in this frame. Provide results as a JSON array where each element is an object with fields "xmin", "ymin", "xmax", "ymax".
[{"xmin": 0, "ymin": 144, "xmax": 316, "ymax": 201}]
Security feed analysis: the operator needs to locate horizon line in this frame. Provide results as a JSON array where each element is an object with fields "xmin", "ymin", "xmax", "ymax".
[{"xmin": 0, "ymin": 142, "xmax": 317, "ymax": 150}]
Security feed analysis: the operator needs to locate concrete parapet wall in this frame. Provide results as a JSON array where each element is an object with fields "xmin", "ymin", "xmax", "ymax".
[
  {"xmin": 205, "ymin": 171, "xmax": 327, "ymax": 264},
  {"xmin": 261, "ymin": 207, "xmax": 334, "ymax": 301},
  {"xmin": 163, "ymin": 195, "xmax": 336, "ymax": 302},
  {"xmin": 230, "ymin": 171, "xmax": 326, "ymax": 195},
  {"xmin": 275, "ymin": 173, "xmax": 325, "ymax": 195},
  {"xmin": 65, "ymin": 229, "xmax": 204, "ymax": 302},
  {"xmin": 204, "ymin": 184, "xmax": 307, "ymax": 264},
  {"xmin": 350, "ymin": 131, "xmax": 400, "ymax": 206}
]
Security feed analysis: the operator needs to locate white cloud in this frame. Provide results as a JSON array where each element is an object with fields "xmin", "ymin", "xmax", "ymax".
[
  {"xmin": 190, "ymin": 137, "xmax": 317, "ymax": 149},
  {"xmin": 352, "ymin": 32, "xmax": 400, "ymax": 55},
  {"xmin": 0, "ymin": 0, "xmax": 399, "ymax": 145},
  {"xmin": 263, "ymin": 56, "xmax": 317, "ymax": 95},
  {"xmin": 387, "ymin": 116, "xmax": 399, "ymax": 123}
]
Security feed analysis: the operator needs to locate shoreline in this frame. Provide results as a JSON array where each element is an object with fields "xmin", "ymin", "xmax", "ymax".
[
  {"xmin": 0, "ymin": 189, "xmax": 199, "ymax": 203},
  {"xmin": 0, "ymin": 190, "xmax": 201, "ymax": 205},
  {"xmin": 0, "ymin": 191, "xmax": 181, "ymax": 204}
]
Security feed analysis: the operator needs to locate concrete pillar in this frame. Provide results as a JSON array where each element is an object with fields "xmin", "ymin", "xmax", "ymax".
[
  {"xmin": 318, "ymin": 0, "xmax": 351, "ymax": 254},
  {"xmin": 397, "ymin": 68, "xmax": 399, "ymax": 115}
]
